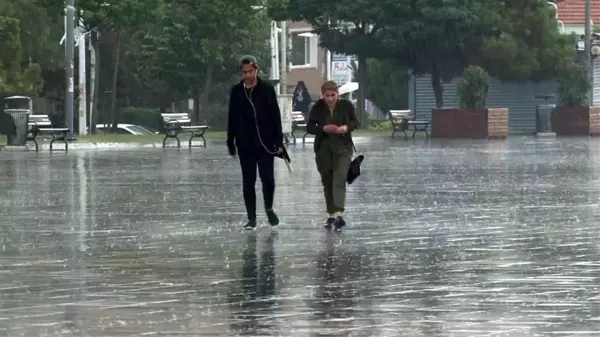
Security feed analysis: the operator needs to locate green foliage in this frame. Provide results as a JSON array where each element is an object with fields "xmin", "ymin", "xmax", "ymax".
[
  {"xmin": 139, "ymin": 0, "xmax": 270, "ymax": 101},
  {"xmin": 0, "ymin": 16, "xmax": 21, "ymax": 67},
  {"xmin": 368, "ymin": 119, "xmax": 390, "ymax": 131},
  {"xmin": 0, "ymin": 15, "xmax": 43, "ymax": 96},
  {"xmin": 556, "ymin": 61, "xmax": 591, "ymax": 107},
  {"xmin": 378, "ymin": 0, "xmax": 573, "ymax": 107},
  {"xmin": 457, "ymin": 65, "xmax": 489, "ymax": 108},
  {"xmin": 475, "ymin": 0, "xmax": 574, "ymax": 82},
  {"xmin": 281, "ymin": 0, "xmax": 391, "ymax": 58},
  {"xmin": 272, "ymin": 0, "xmax": 400, "ymax": 124},
  {"xmin": 382, "ymin": 0, "xmax": 484, "ymax": 79},
  {"xmin": 118, "ymin": 107, "xmax": 162, "ymax": 130},
  {"xmin": 363, "ymin": 58, "xmax": 409, "ymax": 112}
]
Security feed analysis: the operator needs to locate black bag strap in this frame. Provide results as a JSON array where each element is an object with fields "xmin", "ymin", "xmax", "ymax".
[{"xmin": 351, "ymin": 138, "xmax": 358, "ymax": 154}]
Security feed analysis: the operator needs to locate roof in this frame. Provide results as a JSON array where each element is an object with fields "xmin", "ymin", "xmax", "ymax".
[{"xmin": 556, "ymin": 0, "xmax": 600, "ymax": 24}]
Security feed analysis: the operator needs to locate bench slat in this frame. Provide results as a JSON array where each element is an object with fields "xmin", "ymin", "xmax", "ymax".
[
  {"xmin": 180, "ymin": 125, "xmax": 208, "ymax": 130},
  {"xmin": 38, "ymin": 128, "xmax": 69, "ymax": 132}
]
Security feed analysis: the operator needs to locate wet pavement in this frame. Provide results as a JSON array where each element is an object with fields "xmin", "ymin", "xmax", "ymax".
[{"xmin": 0, "ymin": 136, "xmax": 599, "ymax": 337}]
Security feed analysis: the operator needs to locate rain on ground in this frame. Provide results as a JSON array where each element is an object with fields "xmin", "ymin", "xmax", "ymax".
[{"xmin": 0, "ymin": 137, "xmax": 598, "ymax": 336}]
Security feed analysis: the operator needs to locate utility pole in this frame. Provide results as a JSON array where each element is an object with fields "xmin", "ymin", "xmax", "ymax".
[
  {"xmin": 585, "ymin": 0, "xmax": 592, "ymax": 104},
  {"xmin": 279, "ymin": 21, "xmax": 287, "ymax": 94},
  {"xmin": 65, "ymin": 0, "xmax": 75, "ymax": 138},
  {"xmin": 77, "ymin": 19, "xmax": 87, "ymax": 135}
]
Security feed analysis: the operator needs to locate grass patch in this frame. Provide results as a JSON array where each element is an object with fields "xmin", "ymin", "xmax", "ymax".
[
  {"xmin": 78, "ymin": 131, "xmax": 228, "ymax": 143},
  {"xmin": 0, "ymin": 128, "xmax": 391, "ymax": 146}
]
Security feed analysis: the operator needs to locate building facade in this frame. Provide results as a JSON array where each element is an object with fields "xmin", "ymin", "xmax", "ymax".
[{"xmin": 285, "ymin": 21, "xmax": 327, "ymax": 96}]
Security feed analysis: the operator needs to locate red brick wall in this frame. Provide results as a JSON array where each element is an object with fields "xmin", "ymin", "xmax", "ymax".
[
  {"xmin": 553, "ymin": 106, "xmax": 591, "ymax": 135},
  {"xmin": 431, "ymin": 108, "xmax": 488, "ymax": 138}
]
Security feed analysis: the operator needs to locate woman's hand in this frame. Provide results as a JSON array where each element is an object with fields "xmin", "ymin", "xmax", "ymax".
[
  {"xmin": 323, "ymin": 124, "xmax": 338, "ymax": 133},
  {"xmin": 336, "ymin": 125, "xmax": 348, "ymax": 134}
]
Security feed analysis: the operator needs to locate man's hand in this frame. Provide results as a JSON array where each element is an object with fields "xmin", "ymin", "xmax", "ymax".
[
  {"xmin": 323, "ymin": 124, "xmax": 338, "ymax": 133},
  {"xmin": 336, "ymin": 125, "xmax": 348, "ymax": 134},
  {"xmin": 227, "ymin": 140, "xmax": 236, "ymax": 156}
]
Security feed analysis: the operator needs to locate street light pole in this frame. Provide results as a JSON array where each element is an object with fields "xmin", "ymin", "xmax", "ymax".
[
  {"xmin": 65, "ymin": 0, "xmax": 75, "ymax": 138},
  {"xmin": 279, "ymin": 21, "xmax": 287, "ymax": 95},
  {"xmin": 585, "ymin": 0, "xmax": 592, "ymax": 105}
]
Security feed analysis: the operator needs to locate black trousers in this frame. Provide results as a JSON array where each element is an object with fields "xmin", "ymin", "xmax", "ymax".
[{"xmin": 238, "ymin": 150, "xmax": 275, "ymax": 220}]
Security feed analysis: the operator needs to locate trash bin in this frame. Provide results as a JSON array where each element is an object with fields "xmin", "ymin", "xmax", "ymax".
[
  {"xmin": 535, "ymin": 104, "xmax": 555, "ymax": 133},
  {"xmin": 4, "ymin": 109, "xmax": 30, "ymax": 146}
]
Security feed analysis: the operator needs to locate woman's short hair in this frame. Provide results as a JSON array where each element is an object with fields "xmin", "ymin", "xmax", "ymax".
[{"xmin": 321, "ymin": 81, "xmax": 338, "ymax": 93}]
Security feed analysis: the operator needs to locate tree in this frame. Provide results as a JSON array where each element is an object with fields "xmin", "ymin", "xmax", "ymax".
[
  {"xmin": 456, "ymin": 65, "xmax": 489, "ymax": 108},
  {"xmin": 269, "ymin": 0, "xmax": 395, "ymax": 124},
  {"xmin": 361, "ymin": 58, "xmax": 409, "ymax": 114},
  {"xmin": 0, "ymin": 15, "xmax": 43, "ymax": 97},
  {"xmin": 556, "ymin": 60, "xmax": 590, "ymax": 106},
  {"xmin": 140, "ymin": 0, "xmax": 271, "ymax": 123},
  {"xmin": 381, "ymin": 0, "xmax": 574, "ymax": 108},
  {"xmin": 35, "ymin": 0, "xmax": 164, "ymax": 130},
  {"xmin": 379, "ymin": 0, "xmax": 487, "ymax": 108}
]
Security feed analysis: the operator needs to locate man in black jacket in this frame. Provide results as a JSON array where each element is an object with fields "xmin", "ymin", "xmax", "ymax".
[{"xmin": 227, "ymin": 56, "xmax": 283, "ymax": 229}]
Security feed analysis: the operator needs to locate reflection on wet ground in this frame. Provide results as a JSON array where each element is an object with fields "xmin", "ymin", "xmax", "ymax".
[{"xmin": 0, "ymin": 137, "xmax": 599, "ymax": 336}]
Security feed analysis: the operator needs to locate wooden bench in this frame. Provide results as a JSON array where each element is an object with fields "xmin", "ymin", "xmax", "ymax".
[
  {"xmin": 388, "ymin": 110, "xmax": 430, "ymax": 139},
  {"xmin": 290, "ymin": 111, "xmax": 308, "ymax": 143},
  {"xmin": 160, "ymin": 113, "xmax": 209, "ymax": 147},
  {"xmin": 27, "ymin": 114, "xmax": 70, "ymax": 151}
]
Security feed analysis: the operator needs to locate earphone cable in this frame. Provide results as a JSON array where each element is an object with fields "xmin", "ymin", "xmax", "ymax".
[{"xmin": 244, "ymin": 86, "xmax": 279, "ymax": 155}]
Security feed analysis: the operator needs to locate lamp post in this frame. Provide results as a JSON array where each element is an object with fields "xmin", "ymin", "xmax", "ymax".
[
  {"xmin": 251, "ymin": 6, "xmax": 281, "ymax": 92},
  {"xmin": 585, "ymin": 0, "xmax": 592, "ymax": 105},
  {"xmin": 65, "ymin": 0, "xmax": 75, "ymax": 138}
]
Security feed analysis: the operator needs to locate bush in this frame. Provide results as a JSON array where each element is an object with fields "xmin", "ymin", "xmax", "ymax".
[
  {"xmin": 557, "ymin": 62, "xmax": 591, "ymax": 107},
  {"xmin": 456, "ymin": 65, "xmax": 489, "ymax": 109}
]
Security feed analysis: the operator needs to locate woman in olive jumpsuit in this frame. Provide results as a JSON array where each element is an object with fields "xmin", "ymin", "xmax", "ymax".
[{"xmin": 306, "ymin": 81, "xmax": 359, "ymax": 230}]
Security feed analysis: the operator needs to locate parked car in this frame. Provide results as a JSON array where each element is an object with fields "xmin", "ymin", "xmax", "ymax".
[{"xmin": 95, "ymin": 124, "xmax": 157, "ymax": 135}]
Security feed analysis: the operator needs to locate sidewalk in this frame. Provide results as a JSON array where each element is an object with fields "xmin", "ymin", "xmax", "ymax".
[{"xmin": 1, "ymin": 129, "xmax": 393, "ymax": 150}]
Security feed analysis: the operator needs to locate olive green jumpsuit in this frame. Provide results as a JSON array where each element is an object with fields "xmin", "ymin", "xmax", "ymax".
[{"xmin": 306, "ymin": 99, "xmax": 359, "ymax": 215}]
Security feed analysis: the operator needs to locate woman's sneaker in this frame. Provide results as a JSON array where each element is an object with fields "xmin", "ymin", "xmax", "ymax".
[
  {"xmin": 333, "ymin": 217, "xmax": 346, "ymax": 230},
  {"xmin": 324, "ymin": 217, "xmax": 335, "ymax": 229}
]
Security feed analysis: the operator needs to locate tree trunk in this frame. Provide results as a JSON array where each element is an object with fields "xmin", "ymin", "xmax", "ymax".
[
  {"xmin": 110, "ymin": 33, "xmax": 121, "ymax": 131},
  {"xmin": 90, "ymin": 31, "xmax": 101, "ymax": 134},
  {"xmin": 198, "ymin": 65, "xmax": 213, "ymax": 124},
  {"xmin": 431, "ymin": 68, "xmax": 444, "ymax": 108},
  {"xmin": 159, "ymin": 98, "xmax": 168, "ymax": 114},
  {"xmin": 357, "ymin": 53, "xmax": 369, "ymax": 126},
  {"xmin": 192, "ymin": 89, "xmax": 200, "ymax": 124}
]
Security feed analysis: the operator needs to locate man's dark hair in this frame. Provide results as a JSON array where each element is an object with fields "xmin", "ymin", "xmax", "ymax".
[{"xmin": 239, "ymin": 55, "xmax": 258, "ymax": 69}]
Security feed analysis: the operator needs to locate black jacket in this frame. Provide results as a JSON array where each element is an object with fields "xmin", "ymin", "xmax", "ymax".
[
  {"xmin": 306, "ymin": 98, "xmax": 359, "ymax": 153},
  {"xmin": 227, "ymin": 77, "xmax": 283, "ymax": 151}
]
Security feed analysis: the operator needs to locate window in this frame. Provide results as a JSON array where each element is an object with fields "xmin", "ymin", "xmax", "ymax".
[{"xmin": 290, "ymin": 30, "xmax": 317, "ymax": 68}]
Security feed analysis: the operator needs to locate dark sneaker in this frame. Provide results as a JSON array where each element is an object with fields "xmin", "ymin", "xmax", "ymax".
[
  {"xmin": 324, "ymin": 218, "xmax": 335, "ymax": 229},
  {"xmin": 266, "ymin": 210, "xmax": 279, "ymax": 226},
  {"xmin": 333, "ymin": 217, "xmax": 346, "ymax": 230},
  {"xmin": 244, "ymin": 219, "xmax": 257, "ymax": 230}
]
